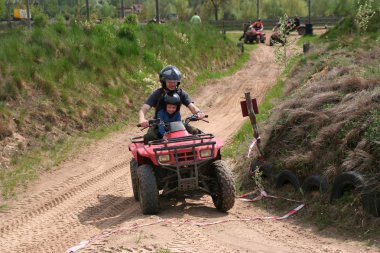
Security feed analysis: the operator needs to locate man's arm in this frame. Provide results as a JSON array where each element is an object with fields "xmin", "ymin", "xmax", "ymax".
[
  {"xmin": 188, "ymin": 103, "xmax": 205, "ymax": 119},
  {"xmin": 139, "ymin": 104, "xmax": 151, "ymax": 127}
]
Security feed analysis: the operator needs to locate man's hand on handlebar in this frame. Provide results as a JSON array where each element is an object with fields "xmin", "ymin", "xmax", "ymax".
[
  {"xmin": 137, "ymin": 119, "xmax": 161, "ymax": 128},
  {"xmin": 186, "ymin": 114, "xmax": 209, "ymax": 124},
  {"xmin": 139, "ymin": 119, "xmax": 149, "ymax": 128},
  {"xmin": 196, "ymin": 111, "xmax": 206, "ymax": 120}
]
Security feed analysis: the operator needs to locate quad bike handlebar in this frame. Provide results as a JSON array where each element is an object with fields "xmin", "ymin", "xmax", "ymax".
[
  {"xmin": 137, "ymin": 115, "xmax": 209, "ymax": 130},
  {"xmin": 137, "ymin": 119, "xmax": 160, "ymax": 128},
  {"xmin": 184, "ymin": 114, "xmax": 209, "ymax": 125}
]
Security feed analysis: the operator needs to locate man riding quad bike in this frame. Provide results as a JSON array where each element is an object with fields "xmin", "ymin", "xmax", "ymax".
[
  {"xmin": 239, "ymin": 19, "xmax": 266, "ymax": 44},
  {"xmin": 129, "ymin": 115, "xmax": 236, "ymax": 214},
  {"xmin": 244, "ymin": 25, "xmax": 266, "ymax": 44}
]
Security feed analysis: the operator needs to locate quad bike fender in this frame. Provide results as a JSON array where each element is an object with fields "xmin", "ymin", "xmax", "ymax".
[{"xmin": 129, "ymin": 142, "xmax": 144, "ymax": 157}]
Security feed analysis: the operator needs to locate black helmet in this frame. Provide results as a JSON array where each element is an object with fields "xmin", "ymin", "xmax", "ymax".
[
  {"xmin": 159, "ymin": 65, "xmax": 182, "ymax": 88},
  {"xmin": 164, "ymin": 92, "xmax": 181, "ymax": 105}
]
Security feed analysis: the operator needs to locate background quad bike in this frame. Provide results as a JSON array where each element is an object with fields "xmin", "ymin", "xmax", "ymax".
[{"xmin": 243, "ymin": 28, "xmax": 266, "ymax": 44}]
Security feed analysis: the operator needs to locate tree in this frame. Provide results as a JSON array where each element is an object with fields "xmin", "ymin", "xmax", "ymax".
[
  {"xmin": 0, "ymin": 0, "xmax": 6, "ymax": 20},
  {"xmin": 209, "ymin": 0, "xmax": 221, "ymax": 20},
  {"xmin": 172, "ymin": 0, "xmax": 191, "ymax": 21}
]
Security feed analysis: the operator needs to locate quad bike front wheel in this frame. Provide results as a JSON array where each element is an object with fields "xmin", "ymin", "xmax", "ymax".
[
  {"xmin": 255, "ymin": 36, "xmax": 260, "ymax": 44},
  {"xmin": 210, "ymin": 160, "xmax": 235, "ymax": 212},
  {"xmin": 137, "ymin": 164, "xmax": 160, "ymax": 214},
  {"xmin": 130, "ymin": 158, "xmax": 139, "ymax": 201},
  {"xmin": 243, "ymin": 35, "xmax": 248, "ymax": 44}
]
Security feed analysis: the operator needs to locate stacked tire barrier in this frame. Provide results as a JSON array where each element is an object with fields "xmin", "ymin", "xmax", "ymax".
[{"xmin": 250, "ymin": 159, "xmax": 380, "ymax": 217}]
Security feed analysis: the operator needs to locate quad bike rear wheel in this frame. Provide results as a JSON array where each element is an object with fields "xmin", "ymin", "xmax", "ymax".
[
  {"xmin": 210, "ymin": 160, "xmax": 235, "ymax": 212},
  {"xmin": 137, "ymin": 164, "xmax": 160, "ymax": 214},
  {"xmin": 297, "ymin": 26, "xmax": 306, "ymax": 35},
  {"xmin": 130, "ymin": 158, "xmax": 139, "ymax": 201}
]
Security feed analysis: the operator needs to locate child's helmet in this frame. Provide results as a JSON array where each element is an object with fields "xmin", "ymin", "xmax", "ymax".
[
  {"xmin": 164, "ymin": 92, "xmax": 181, "ymax": 105},
  {"xmin": 159, "ymin": 65, "xmax": 182, "ymax": 88}
]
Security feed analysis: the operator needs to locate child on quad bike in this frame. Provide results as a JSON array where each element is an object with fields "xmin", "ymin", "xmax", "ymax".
[
  {"xmin": 138, "ymin": 65, "xmax": 205, "ymax": 143},
  {"xmin": 157, "ymin": 92, "xmax": 181, "ymax": 139}
]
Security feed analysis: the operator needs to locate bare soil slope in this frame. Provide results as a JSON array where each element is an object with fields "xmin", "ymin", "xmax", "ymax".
[{"xmin": 0, "ymin": 36, "xmax": 377, "ymax": 253}]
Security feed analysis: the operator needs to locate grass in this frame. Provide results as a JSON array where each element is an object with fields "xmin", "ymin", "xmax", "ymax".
[
  {"xmin": 235, "ymin": 23, "xmax": 380, "ymax": 244},
  {"xmin": 0, "ymin": 203, "xmax": 8, "ymax": 212},
  {"xmin": 364, "ymin": 109, "xmax": 380, "ymax": 140},
  {"xmin": 296, "ymin": 34, "xmax": 319, "ymax": 47},
  {"xmin": 155, "ymin": 249, "xmax": 171, "ymax": 253},
  {"xmin": 134, "ymin": 231, "xmax": 144, "ymax": 244},
  {"xmin": 222, "ymin": 52, "xmax": 303, "ymax": 158},
  {"xmin": 0, "ymin": 20, "xmax": 240, "ymax": 198}
]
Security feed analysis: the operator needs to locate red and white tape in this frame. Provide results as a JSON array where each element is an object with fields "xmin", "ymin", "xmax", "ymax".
[
  {"xmin": 66, "ymin": 201, "xmax": 304, "ymax": 252},
  {"xmin": 237, "ymin": 189, "xmax": 303, "ymax": 203},
  {"xmin": 65, "ymin": 220, "xmax": 166, "ymax": 253},
  {"xmin": 247, "ymin": 138, "xmax": 258, "ymax": 158},
  {"xmin": 67, "ymin": 189, "xmax": 304, "ymax": 252}
]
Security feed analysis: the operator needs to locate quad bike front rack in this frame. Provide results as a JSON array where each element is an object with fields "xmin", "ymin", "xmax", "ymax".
[{"xmin": 153, "ymin": 135, "xmax": 217, "ymax": 193}]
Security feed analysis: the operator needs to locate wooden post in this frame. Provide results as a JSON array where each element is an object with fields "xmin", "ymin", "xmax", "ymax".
[
  {"xmin": 86, "ymin": 0, "xmax": 90, "ymax": 20},
  {"xmin": 245, "ymin": 92, "xmax": 265, "ymax": 158},
  {"xmin": 6, "ymin": 0, "xmax": 11, "ymax": 27},
  {"xmin": 256, "ymin": 0, "xmax": 259, "ymax": 20},
  {"xmin": 121, "ymin": 0, "xmax": 125, "ymax": 19},
  {"xmin": 155, "ymin": 0, "xmax": 159, "ymax": 23},
  {"xmin": 26, "ymin": 0, "xmax": 31, "ymax": 29}
]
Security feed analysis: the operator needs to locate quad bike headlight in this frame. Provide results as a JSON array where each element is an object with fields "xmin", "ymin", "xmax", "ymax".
[
  {"xmin": 158, "ymin": 154, "xmax": 170, "ymax": 162},
  {"xmin": 200, "ymin": 149, "xmax": 212, "ymax": 158}
]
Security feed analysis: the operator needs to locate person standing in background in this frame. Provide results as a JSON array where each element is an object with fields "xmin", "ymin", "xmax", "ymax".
[{"xmin": 190, "ymin": 12, "xmax": 201, "ymax": 24}]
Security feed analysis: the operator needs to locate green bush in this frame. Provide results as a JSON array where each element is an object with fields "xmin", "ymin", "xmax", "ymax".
[
  {"xmin": 32, "ymin": 9, "xmax": 49, "ymax": 28},
  {"xmin": 125, "ymin": 14, "xmax": 138, "ymax": 25},
  {"xmin": 93, "ymin": 21, "xmax": 117, "ymax": 45},
  {"xmin": 118, "ymin": 23, "xmax": 137, "ymax": 41},
  {"xmin": 53, "ymin": 15, "xmax": 67, "ymax": 35}
]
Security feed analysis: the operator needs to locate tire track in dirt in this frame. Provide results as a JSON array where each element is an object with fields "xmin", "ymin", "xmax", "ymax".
[
  {"xmin": 0, "ymin": 168, "xmax": 138, "ymax": 253},
  {"xmin": 0, "ymin": 125, "xmax": 141, "ymax": 252},
  {"xmin": 0, "ymin": 160, "xmax": 129, "ymax": 236},
  {"xmin": 81, "ymin": 215, "xmax": 231, "ymax": 253},
  {"xmin": 166, "ymin": 222, "xmax": 230, "ymax": 253}
]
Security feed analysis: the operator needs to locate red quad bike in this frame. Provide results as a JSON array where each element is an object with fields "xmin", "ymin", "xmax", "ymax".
[
  {"xmin": 129, "ymin": 115, "xmax": 235, "ymax": 214},
  {"xmin": 244, "ymin": 26, "xmax": 266, "ymax": 44}
]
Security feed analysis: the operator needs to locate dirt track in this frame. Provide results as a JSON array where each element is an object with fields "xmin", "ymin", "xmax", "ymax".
[{"xmin": 0, "ymin": 35, "xmax": 378, "ymax": 253}]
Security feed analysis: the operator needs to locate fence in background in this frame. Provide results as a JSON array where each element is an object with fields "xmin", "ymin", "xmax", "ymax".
[
  {"xmin": 0, "ymin": 15, "xmax": 342, "ymax": 32},
  {"xmin": 209, "ymin": 16, "xmax": 342, "ymax": 31}
]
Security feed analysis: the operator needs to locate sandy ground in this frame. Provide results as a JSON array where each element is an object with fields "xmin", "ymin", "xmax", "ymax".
[{"xmin": 0, "ymin": 33, "xmax": 378, "ymax": 253}]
